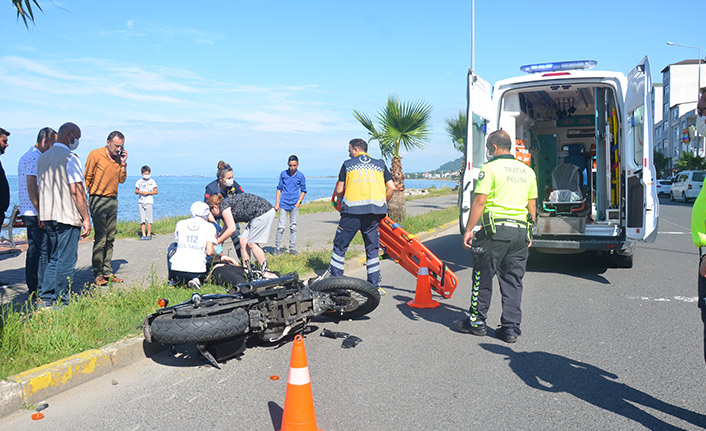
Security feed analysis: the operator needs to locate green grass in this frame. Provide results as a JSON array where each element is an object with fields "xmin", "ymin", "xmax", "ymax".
[
  {"xmin": 351, "ymin": 205, "xmax": 459, "ymax": 245},
  {"xmin": 0, "ymin": 281, "xmax": 222, "ymax": 380},
  {"xmin": 405, "ymin": 186, "xmax": 457, "ymax": 201}
]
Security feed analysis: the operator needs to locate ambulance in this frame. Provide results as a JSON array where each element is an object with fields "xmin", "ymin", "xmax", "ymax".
[{"xmin": 458, "ymin": 58, "xmax": 658, "ymax": 268}]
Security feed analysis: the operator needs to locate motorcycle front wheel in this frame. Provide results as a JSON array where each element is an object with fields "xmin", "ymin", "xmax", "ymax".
[{"xmin": 309, "ymin": 276, "xmax": 380, "ymax": 320}]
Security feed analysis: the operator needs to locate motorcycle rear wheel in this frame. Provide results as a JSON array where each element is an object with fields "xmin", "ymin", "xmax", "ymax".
[
  {"xmin": 149, "ymin": 304, "xmax": 249, "ymax": 345},
  {"xmin": 309, "ymin": 276, "xmax": 380, "ymax": 320}
]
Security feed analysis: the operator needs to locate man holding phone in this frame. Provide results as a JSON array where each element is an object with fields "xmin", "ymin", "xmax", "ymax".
[{"xmin": 84, "ymin": 131, "xmax": 127, "ymax": 286}]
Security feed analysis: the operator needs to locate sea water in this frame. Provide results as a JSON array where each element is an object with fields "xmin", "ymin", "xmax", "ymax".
[{"xmin": 4, "ymin": 176, "xmax": 457, "ymax": 222}]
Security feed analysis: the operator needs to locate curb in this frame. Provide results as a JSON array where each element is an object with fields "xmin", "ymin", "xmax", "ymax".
[{"xmin": 0, "ymin": 336, "xmax": 167, "ymax": 417}]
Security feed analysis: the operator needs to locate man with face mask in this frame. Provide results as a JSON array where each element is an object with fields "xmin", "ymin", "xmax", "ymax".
[
  {"xmin": 454, "ymin": 130, "xmax": 537, "ymax": 343},
  {"xmin": 84, "ymin": 131, "xmax": 128, "ymax": 286},
  {"xmin": 37, "ymin": 122, "xmax": 91, "ymax": 307}
]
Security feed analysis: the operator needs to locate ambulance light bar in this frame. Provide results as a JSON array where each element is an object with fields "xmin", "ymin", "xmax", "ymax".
[{"xmin": 520, "ymin": 60, "xmax": 597, "ymax": 74}]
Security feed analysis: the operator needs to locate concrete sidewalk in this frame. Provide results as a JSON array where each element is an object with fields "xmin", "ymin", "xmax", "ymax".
[{"xmin": 0, "ymin": 194, "xmax": 459, "ymax": 417}]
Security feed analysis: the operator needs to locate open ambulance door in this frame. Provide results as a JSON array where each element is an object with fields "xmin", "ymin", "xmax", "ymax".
[
  {"xmin": 624, "ymin": 56, "xmax": 658, "ymax": 242},
  {"xmin": 459, "ymin": 70, "xmax": 493, "ymax": 234}
]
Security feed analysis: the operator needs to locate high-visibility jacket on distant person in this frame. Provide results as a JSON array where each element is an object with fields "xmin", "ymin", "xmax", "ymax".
[
  {"xmin": 691, "ymin": 179, "xmax": 706, "ymax": 248},
  {"xmin": 338, "ymin": 152, "xmax": 393, "ymax": 215}
]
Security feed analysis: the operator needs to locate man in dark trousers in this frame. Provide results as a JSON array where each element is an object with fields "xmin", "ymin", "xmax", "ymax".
[
  {"xmin": 0, "ymin": 128, "xmax": 10, "ymax": 230},
  {"xmin": 454, "ymin": 130, "xmax": 537, "ymax": 343},
  {"xmin": 328, "ymin": 138, "xmax": 395, "ymax": 289}
]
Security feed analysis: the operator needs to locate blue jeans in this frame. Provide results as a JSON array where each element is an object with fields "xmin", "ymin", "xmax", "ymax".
[
  {"xmin": 329, "ymin": 213, "xmax": 384, "ymax": 287},
  {"xmin": 24, "ymin": 216, "xmax": 49, "ymax": 296},
  {"xmin": 41, "ymin": 221, "xmax": 80, "ymax": 304},
  {"xmin": 275, "ymin": 206, "xmax": 299, "ymax": 251}
]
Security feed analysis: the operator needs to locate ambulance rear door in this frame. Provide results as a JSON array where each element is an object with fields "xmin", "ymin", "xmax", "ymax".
[
  {"xmin": 459, "ymin": 70, "xmax": 494, "ymax": 233},
  {"xmin": 623, "ymin": 56, "xmax": 658, "ymax": 242}
]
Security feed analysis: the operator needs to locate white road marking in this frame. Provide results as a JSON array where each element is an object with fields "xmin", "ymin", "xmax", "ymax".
[{"xmin": 626, "ymin": 295, "xmax": 698, "ymax": 303}]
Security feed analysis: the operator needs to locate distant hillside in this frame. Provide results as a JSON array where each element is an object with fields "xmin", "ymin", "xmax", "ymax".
[{"xmin": 406, "ymin": 157, "xmax": 463, "ymax": 179}]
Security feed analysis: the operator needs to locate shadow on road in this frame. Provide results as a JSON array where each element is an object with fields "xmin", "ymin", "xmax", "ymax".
[
  {"xmin": 527, "ymin": 251, "xmax": 611, "ymax": 284},
  {"xmin": 392, "ymin": 293, "xmax": 468, "ymax": 328},
  {"xmin": 480, "ymin": 343, "xmax": 706, "ymax": 430}
]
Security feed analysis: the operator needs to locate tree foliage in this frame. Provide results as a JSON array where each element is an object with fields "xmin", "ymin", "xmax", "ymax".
[
  {"xmin": 12, "ymin": 0, "xmax": 42, "ymax": 27},
  {"xmin": 676, "ymin": 151, "xmax": 706, "ymax": 171},
  {"xmin": 653, "ymin": 150, "xmax": 669, "ymax": 178},
  {"xmin": 444, "ymin": 111, "xmax": 466, "ymax": 154},
  {"xmin": 353, "ymin": 95, "xmax": 432, "ymax": 221}
]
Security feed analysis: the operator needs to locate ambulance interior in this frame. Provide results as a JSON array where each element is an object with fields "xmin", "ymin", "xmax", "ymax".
[{"xmin": 499, "ymin": 85, "xmax": 622, "ymax": 237}]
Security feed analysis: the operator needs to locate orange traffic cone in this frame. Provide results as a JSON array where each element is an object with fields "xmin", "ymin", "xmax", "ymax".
[
  {"xmin": 407, "ymin": 253, "xmax": 440, "ymax": 309},
  {"xmin": 278, "ymin": 334, "xmax": 323, "ymax": 431}
]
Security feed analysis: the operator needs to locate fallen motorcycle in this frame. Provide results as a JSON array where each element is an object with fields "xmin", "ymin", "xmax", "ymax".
[{"xmin": 143, "ymin": 270, "xmax": 379, "ymax": 367}]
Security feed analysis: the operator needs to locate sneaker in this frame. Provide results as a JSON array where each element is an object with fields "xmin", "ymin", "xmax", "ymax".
[
  {"xmin": 453, "ymin": 319, "xmax": 487, "ymax": 336},
  {"xmin": 139, "ymin": 236, "xmax": 148, "ymax": 240},
  {"xmin": 274, "ymin": 248, "xmax": 282, "ymax": 256},
  {"xmin": 377, "ymin": 287, "xmax": 387, "ymax": 296},
  {"xmin": 146, "ymin": 235, "xmax": 152, "ymax": 240},
  {"xmin": 187, "ymin": 278, "xmax": 201, "ymax": 290},
  {"xmin": 36, "ymin": 299, "xmax": 53, "ymax": 311},
  {"xmin": 495, "ymin": 327, "xmax": 518, "ymax": 343},
  {"xmin": 288, "ymin": 249, "xmax": 298, "ymax": 255}
]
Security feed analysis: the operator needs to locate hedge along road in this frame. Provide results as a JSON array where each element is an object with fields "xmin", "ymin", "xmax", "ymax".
[{"xmin": 1, "ymin": 197, "xmax": 705, "ymax": 430}]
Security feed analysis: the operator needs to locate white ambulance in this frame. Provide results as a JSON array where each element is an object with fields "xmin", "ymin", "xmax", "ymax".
[{"xmin": 459, "ymin": 58, "xmax": 658, "ymax": 268}]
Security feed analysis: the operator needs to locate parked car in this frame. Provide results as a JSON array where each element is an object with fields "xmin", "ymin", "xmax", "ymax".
[
  {"xmin": 656, "ymin": 179, "xmax": 672, "ymax": 197},
  {"xmin": 670, "ymin": 170, "xmax": 705, "ymax": 202}
]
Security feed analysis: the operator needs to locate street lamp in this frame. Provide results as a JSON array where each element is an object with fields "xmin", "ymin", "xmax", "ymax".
[{"xmin": 667, "ymin": 41, "xmax": 703, "ymax": 155}]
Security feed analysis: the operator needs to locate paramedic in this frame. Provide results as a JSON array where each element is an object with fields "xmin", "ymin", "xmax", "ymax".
[
  {"xmin": 328, "ymin": 138, "xmax": 395, "ymax": 289},
  {"xmin": 454, "ymin": 130, "xmax": 537, "ymax": 343},
  {"xmin": 690, "ymin": 86, "xmax": 706, "ymax": 364}
]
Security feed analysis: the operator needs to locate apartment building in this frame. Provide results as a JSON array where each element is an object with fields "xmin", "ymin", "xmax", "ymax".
[{"xmin": 653, "ymin": 59, "xmax": 706, "ymax": 172}]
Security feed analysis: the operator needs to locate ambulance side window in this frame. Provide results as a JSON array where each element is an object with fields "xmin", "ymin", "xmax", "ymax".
[{"xmin": 630, "ymin": 106, "xmax": 645, "ymax": 166}]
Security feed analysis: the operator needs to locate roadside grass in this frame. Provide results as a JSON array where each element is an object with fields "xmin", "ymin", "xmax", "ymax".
[
  {"xmin": 0, "ymin": 281, "xmax": 222, "ymax": 380},
  {"xmin": 351, "ymin": 205, "xmax": 459, "ymax": 245}
]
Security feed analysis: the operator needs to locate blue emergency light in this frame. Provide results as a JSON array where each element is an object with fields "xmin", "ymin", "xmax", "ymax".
[{"xmin": 520, "ymin": 60, "xmax": 597, "ymax": 74}]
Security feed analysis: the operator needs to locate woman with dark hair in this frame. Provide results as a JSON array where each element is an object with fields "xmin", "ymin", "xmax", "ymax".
[
  {"xmin": 207, "ymin": 193, "xmax": 275, "ymax": 270},
  {"xmin": 204, "ymin": 161, "xmax": 245, "ymax": 259}
]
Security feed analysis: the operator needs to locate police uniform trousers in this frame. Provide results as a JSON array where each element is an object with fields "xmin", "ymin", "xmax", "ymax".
[
  {"xmin": 469, "ymin": 225, "xmax": 529, "ymax": 336},
  {"xmin": 698, "ymin": 261, "xmax": 706, "ymax": 364},
  {"xmin": 329, "ymin": 213, "xmax": 384, "ymax": 287}
]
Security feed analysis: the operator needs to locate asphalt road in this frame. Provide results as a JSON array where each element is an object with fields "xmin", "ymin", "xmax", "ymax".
[{"xmin": 2, "ymin": 197, "xmax": 705, "ymax": 430}]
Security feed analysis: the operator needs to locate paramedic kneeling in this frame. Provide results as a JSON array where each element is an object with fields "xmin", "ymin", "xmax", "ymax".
[{"xmin": 454, "ymin": 130, "xmax": 537, "ymax": 343}]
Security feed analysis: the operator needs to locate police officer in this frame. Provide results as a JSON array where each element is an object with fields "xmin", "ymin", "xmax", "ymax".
[
  {"xmin": 690, "ymin": 87, "xmax": 706, "ymax": 364},
  {"xmin": 328, "ymin": 138, "xmax": 395, "ymax": 289},
  {"xmin": 454, "ymin": 130, "xmax": 537, "ymax": 343}
]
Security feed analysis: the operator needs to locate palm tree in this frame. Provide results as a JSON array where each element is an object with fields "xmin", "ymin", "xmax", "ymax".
[
  {"xmin": 11, "ymin": 0, "xmax": 42, "ymax": 27},
  {"xmin": 353, "ymin": 95, "xmax": 432, "ymax": 221},
  {"xmin": 444, "ymin": 111, "xmax": 467, "ymax": 154},
  {"xmin": 676, "ymin": 151, "xmax": 706, "ymax": 171}
]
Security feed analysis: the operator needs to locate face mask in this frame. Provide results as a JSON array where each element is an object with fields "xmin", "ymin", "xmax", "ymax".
[
  {"xmin": 142, "ymin": 174, "xmax": 150, "ymax": 180},
  {"xmin": 486, "ymin": 144, "xmax": 496, "ymax": 159},
  {"xmin": 696, "ymin": 116, "xmax": 706, "ymax": 137},
  {"xmin": 69, "ymin": 137, "xmax": 79, "ymax": 151},
  {"xmin": 223, "ymin": 178, "xmax": 234, "ymax": 187}
]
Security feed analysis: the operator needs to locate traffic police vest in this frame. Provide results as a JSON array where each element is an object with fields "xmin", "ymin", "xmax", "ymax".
[
  {"xmin": 339, "ymin": 152, "xmax": 392, "ymax": 215},
  {"xmin": 475, "ymin": 154, "xmax": 538, "ymax": 222}
]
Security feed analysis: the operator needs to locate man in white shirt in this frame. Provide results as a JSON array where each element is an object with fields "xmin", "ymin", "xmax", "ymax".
[
  {"xmin": 168, "ymin": 201, "xmax": 217, "ymax": 289},
  {"xmin": 18, "ymin": 127, "xmax": 56, "ymax": 296},
  {"xmin": 37, "ymin": 122, "xmax": 91, "ymax": 307}
]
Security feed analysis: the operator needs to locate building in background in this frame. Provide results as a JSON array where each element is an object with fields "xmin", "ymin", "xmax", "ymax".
[{"xmin": 653, "ymin": 60, "xmax": 706, "ymax": 174}]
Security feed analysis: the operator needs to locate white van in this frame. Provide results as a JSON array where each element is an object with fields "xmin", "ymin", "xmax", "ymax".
[
  {"xmin": 459, "ymin": 58, "xmax": 658, "ymax": 268},
  {"xmin": 670, "ymin": 170, "xmax": 704, "ymax": 202}
]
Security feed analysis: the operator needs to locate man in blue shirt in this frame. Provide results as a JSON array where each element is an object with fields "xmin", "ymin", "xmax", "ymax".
[{"xmin": 274, "ymin": 155, "xmax": 307, "ymax": 254}]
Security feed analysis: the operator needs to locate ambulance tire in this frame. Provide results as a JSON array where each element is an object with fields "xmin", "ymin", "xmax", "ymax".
[{"xmin": 614, "ymin": 252, "xmax": 633, "ymax": 269}]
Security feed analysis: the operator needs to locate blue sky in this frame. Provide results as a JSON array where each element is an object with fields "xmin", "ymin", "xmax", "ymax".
[{"xmin": 0, "ymin": 0, "xmax": 702, "ymax": 177}]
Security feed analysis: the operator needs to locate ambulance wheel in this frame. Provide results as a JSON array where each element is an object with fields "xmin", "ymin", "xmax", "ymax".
[{"xmin": 614, "ymin": 252, "xmax": 633, "ymax": 269}]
